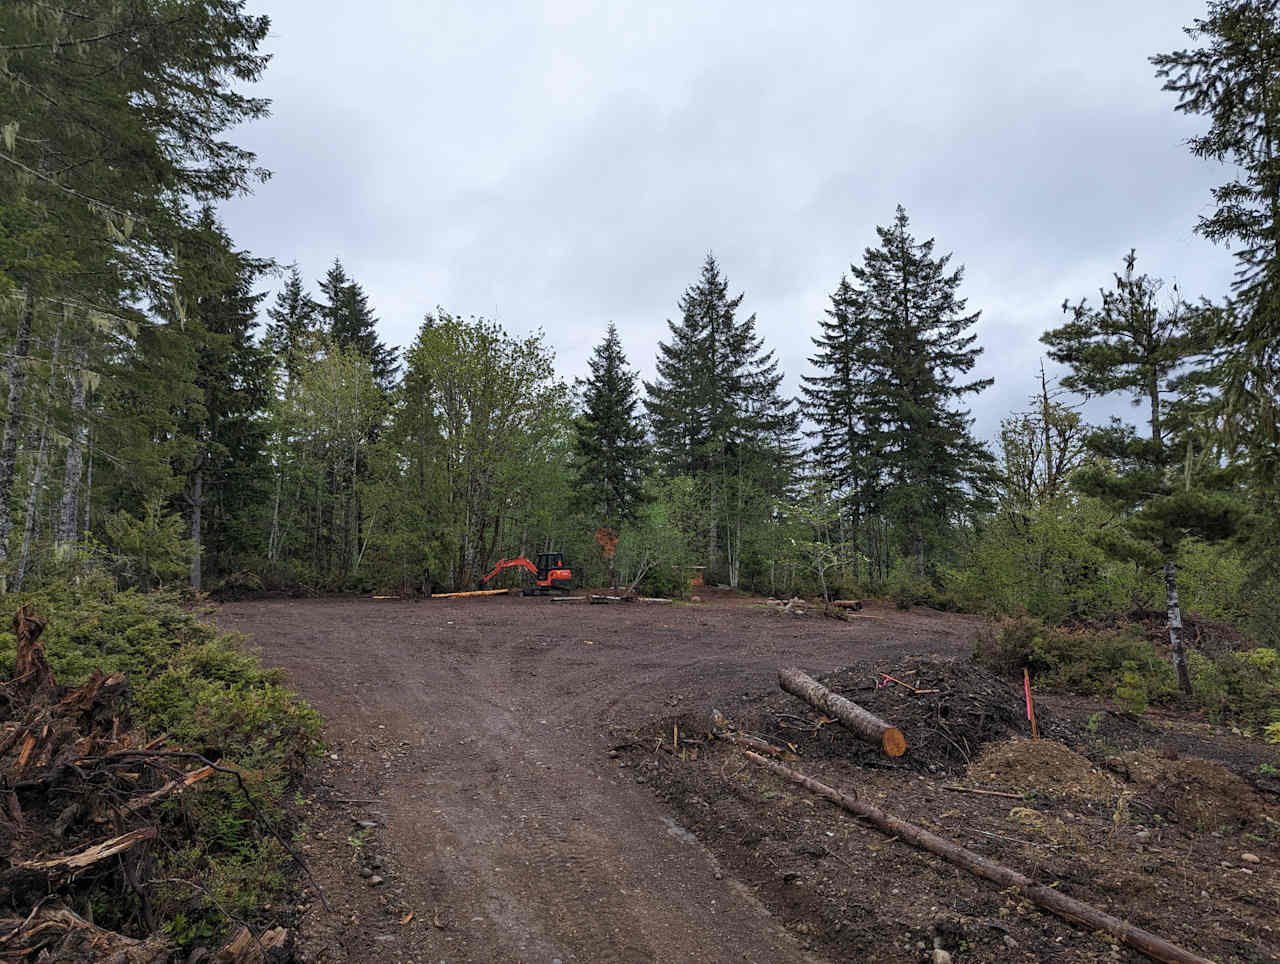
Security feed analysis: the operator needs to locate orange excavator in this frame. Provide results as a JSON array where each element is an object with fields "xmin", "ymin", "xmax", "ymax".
[{"xmin": 479, "ymin": 551, "xmax": 572, "ymax": 594}]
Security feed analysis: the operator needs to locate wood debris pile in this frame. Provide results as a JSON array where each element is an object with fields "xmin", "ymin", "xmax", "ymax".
[
  {"xmin": 0, "ymin": 605, "xmax": 287, "ymax": 962},
  {"xmin": 739, "ymin": 657, "xmax": 1073, "ymax": 771}
]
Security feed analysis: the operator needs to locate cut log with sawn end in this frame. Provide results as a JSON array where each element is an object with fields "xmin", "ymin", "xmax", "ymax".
[{"xmin": 778, "ymin": 667, "xmax": 906, "ymax": 756}]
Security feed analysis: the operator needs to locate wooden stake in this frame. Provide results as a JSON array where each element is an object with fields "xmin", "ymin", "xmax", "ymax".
[
  {"xmin": 1024, "ymin": 667, "xmax": 1039, "ymax": 740},
  {"xmin": 778, "ymin": 667, "xmax": 907, "ymax": 756},
  {"xmin": 742, "ymin": 751, "xmax": 1211, "ymax": 964}
]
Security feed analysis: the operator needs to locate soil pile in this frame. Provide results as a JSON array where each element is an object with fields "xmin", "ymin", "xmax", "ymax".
[
  {"xmin": 967, "ymin": 738, "xmax": 1119, "ymax": 801},
  {"xmin": 1119, "ymin": 750, "xmax": 1269, "ymax": 830}
]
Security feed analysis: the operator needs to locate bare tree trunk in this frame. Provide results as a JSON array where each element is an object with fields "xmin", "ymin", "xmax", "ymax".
[
  {"xmin": 1039, "ymin": 360, "xmax": 1055, "ymax": 500},
  {"xmin": 268, "ymin": 468, "xmax": 282, "ymax": 563},
  {"xmin": 15, "ymin": 309, "xmax": 65, "ymax": 591},
  {"xmin": 54, "ymin": 330, "xmax": 90, "ymax": 555},
  {"xmin": 189, "ymin": 461, "xmax": 203, "ymax": 592},
  {"xmin": 0, "ymin": 289, "xmax": 37, "ymax": 583},
  {"xmin": 81, "ymin": 428, "xmax": 92, "ymax": 535},
  {"xmin": 1165, "ymin": 561, "xmax": 1191, "ymax": 694}
]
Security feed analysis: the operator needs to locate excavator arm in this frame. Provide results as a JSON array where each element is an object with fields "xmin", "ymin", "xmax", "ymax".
[{"xmin": 480, "ymin": 557, "xmax": 539, "ymax": 585}]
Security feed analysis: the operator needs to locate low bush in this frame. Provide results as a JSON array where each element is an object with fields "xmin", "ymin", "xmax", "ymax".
[
  {"xmin": 973, "ymin": 615, "xmax": 1278, "ymax": 731},
  {"xmin": 0, "ymin": 571, "xmax": 322, "ymax": 948},
  {"xmin": 884, "ymin": 559, "xmax": 959, "ymax": 611}
]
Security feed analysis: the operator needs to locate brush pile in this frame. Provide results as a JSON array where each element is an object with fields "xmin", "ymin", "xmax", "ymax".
[
  {"xmin": 0, "ymin": 605, "xmax": 283, "ymax": 961},
  {"xmin": 738, "ymin": 656, "xmax": 1075, "ymax": 771}
]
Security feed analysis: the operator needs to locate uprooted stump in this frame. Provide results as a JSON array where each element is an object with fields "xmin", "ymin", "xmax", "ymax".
[{"xmin": 0, "ymin": 605, "xmax": 289, "ymax": 961}]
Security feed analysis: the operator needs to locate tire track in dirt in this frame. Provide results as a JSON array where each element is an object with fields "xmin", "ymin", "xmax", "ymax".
[{"xmin": 214, "ymin": 595, "xmax": 978, "ymax": 962}]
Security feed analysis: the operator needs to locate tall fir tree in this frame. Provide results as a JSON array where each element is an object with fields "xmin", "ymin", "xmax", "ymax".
[
  {"xmin": 645, "ymin": 255, "xmax": 796, "ymax": 474},
  {"xmin": 844, "ymin": 206, "xmax": 993, "ymax": 569},
  {"xmin": 1152, "ymin": 1, "xmax": 1280, "ymax": 490},
  {"xmin": 573, "ymin": 323, "xmax": 648, "ymax": 533},
  {"xmin": 645, "ymin": 255, "xmax": 798, "ymax": 583},
  {"xmin": 319, "ymin": 259, "xmax": 399, "ymax": 389},
  {"xmin": 801, "ymin": 275, "xmax": 880, "ymax": 518},
  {"xmin": 173, "ymin": 208, "xmax": 272, "ymax": 590},
  {"xmin": 266, "ymin": 264, "xmax": 321, "ymax": 386}
]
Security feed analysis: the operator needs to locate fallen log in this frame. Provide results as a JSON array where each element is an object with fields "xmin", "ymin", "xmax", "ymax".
[
  {"xmin": 550, "ymin": 595, "xmax": 587, "ymax": 602},
  {"xmin": 430, "ymin": 588, "xmax": 512, "ymax": 599},
  {"xmin": 778, "ymin": 667, "xmax": 906, "ymax": 757},
  {"xmin": 832, "ymin": 599, "xmax": 863, "ymax": 611},
  {"xmin": 742, "ymin": 750, "xmax": 1211, "ymax": 964}
]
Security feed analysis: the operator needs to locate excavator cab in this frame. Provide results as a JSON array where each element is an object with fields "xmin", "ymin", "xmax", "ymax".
[{"xmin": 536, "ymin": 552, "xmax": 572, "ymax": 591}]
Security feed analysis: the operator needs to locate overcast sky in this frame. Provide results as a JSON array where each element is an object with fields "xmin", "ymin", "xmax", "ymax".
[{"xmin": 221, "ymin": 0, "xmax": 1238, "ymax": 443}]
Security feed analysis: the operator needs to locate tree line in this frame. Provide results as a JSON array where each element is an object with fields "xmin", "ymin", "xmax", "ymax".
[{"xmin": 3, "ymin": 1, "xmax": 1279, "ymax": 670}]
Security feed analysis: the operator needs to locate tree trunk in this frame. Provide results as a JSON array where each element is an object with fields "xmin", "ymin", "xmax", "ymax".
[
  {"xmin": 1165, "ymin": 560, "xmax": 1191, "ymax": 694},
  {"xmin": 81, "ymin": 428, "xmax": 92, "ymax": 535},
  {"xmin": 742, "ymin": 751, "xmax": 1211, "ymax": 964},
  {"xmin": 54, "ymin": 330, "xmax": 90, "ymax": 555},
  {"xmin": 0, "ymin": 289, "xmax": 37, "ymax": 582},
  {"xmin": 15, "ymin": 308, "xmax": 65, "ymax": 591},
  {"xmin": 189, "ymin": 462, "xmax": 203, "ymax": 592},
  {"xmin": 778, "ymin": 667, "xmax": 906, "ymax": 756},
  {"xmin": 1039, "ymin": 361, "xmax": 1055, "ymax": 500}
]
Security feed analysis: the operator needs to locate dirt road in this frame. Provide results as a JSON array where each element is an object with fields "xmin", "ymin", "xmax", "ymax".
[{"xmin": 213, "ymin": 595, "xmax": 979, "ymax": 963}]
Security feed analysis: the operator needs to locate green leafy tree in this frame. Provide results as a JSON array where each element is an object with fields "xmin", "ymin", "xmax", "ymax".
[
  {"xmin": 401, "ymin": 313, "xmax": 567, "ymax": 589},
  {"xmin": 996, "ymin": 365, "xmax": 1089, "ymax": 512}
]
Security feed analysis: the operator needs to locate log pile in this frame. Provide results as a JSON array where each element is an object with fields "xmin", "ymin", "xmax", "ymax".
[{"xmin": 0, "ymin": 605, "xmax": 285, "ymax": 961}]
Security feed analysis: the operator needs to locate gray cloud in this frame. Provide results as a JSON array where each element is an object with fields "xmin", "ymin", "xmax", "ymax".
[{"xmin": 222, "ymin": 0, "xmax": 1238, "ymax": 443}]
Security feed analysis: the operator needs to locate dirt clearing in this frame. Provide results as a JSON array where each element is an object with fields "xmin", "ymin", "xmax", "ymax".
[{"xmin": 212, "ymin": 595, "xmax": 1277, "ymax": 963}]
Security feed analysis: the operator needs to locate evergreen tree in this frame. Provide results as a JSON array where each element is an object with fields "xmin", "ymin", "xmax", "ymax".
[
  {"xmin": 573, "ymin": 323, "xmax": 648, "ymax": 533},
  {"xmin": 644, "ymin": 255, "xmax": 798, "ymax": 584},
  {"xmin": 173, "ymin": 209, "xmax": 272, "ymax": 590},
  {"xmin": 319, "ymin": 260, "xmax": 399, "ymax": 389},
  {"xmin": 801, "ymin": 276, "xmax": 881, "ymax": 519},
  {"xmin": 266, "ymin": 264, "xmax": 321, "ymax": 386},
  {"xmin": 1043, "ymin": 252, "xmax": 1245, "ymax": 693},
  {"xmin": 844, "ymin": 206, "xmax": 993, "ymax": 569},
  {"xmin": 1153, "ymin": 1, "xmax": 1280, "ymax": 490}
]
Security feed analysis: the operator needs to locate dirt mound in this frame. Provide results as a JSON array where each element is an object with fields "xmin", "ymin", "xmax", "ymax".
[
  {"xmin": 967, "ymin": 738, "xmax": 1119, "ymax": 801},
  {"xmin": 725, "ymin": 656, "xmax": 1072, "ymax": 773},
  {"xmin": 1119, "ymin": 750, "xmax": 1269, "ymax": 830}
]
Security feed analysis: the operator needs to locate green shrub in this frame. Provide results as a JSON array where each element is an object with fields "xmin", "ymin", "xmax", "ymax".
[
  {"xmin": 885, "ymin": 559, "xmax": 958, "ymax": 611},
  {"xmin": 1214, "ymin": 648, "xmax": 1280, "ymax": 731},
  {"xmin": 1114, "ymin": 660, "xmax": 1150, "ymax": 713},
  {"xmin": 0, "ymin": 576, "xmax": 321, "ymax": 947},
  {"xmin": 973, "ymin": 616, "xmax": 1276, "ymax": 730}
]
